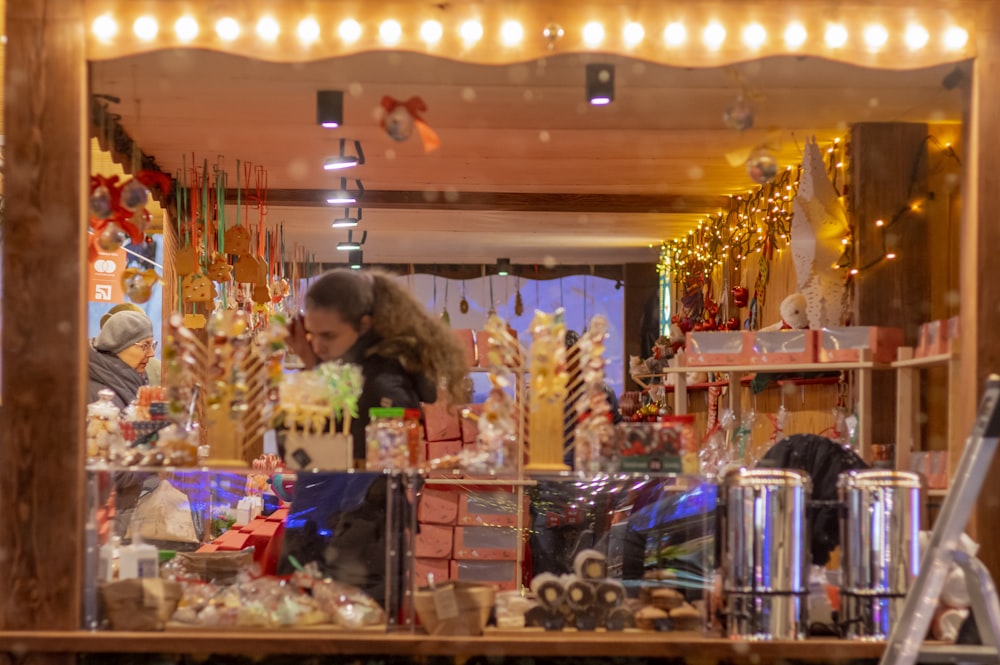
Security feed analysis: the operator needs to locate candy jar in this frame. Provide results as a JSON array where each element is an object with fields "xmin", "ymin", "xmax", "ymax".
[
  {"xmin": 86, "ymin": 388, "xmax": 125, "ymax": 464},
  {"xmin": 366, "ymin": 408, "xmax": 409, "ymax": 471}
]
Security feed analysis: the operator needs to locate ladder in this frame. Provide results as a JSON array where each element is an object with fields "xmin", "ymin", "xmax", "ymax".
[{"xmin": 881, "ymin": 375, "xmax": 1000, "ymax": 665}]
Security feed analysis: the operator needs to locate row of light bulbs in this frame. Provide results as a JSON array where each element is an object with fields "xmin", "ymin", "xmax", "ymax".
[{"xmin": 92, "ymin": 14, "xmax": 970, "ymax": 52}]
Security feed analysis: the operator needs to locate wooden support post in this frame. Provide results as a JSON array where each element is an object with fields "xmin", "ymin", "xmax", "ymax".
[
  {"xmin": 0, "ymin": 0, "xmax": 87, "ymax": 645},
  {"xmin": 964, "ymin": 1, "xmax": 1000, "ymax": 584}
]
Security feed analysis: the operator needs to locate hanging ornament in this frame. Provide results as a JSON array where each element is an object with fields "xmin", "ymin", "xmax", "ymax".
[
  {"xmin": 731, "ymin": 285, "xmax": 749, "ymax": 308},
  {"xmin": 459, "ymin": 280, "xmax": 469, "ymax": 314},
  {"xmin": 514, "ymin": 277, "xmax": 524, "ymax": 317},
  {"xmin": 97, "ymin": 222, "xmax": 128, "ymax": 251},
  {"xmin": 745, "ymin": 145, "xmax": 779, "ymax": 185},
  {"xmin": 723, "ymin": 95, "xmax": 756, "ymax": 131},
  {"xmin": 120, "ymin": 178, "xmax": 150, "ymax": 212},
  {"xmin": 121, "ymin": 267, "xmax": 159, "ymax": 304},
  {"xmin": 380, "ymin": 96, "xmax": 441, "ymax": 152},
  {"xmin": 441, "ymin": 279, "xmax": 451, "ymax": 326},
  {"xmin": 90, "ymin": 184, "xmax": 113, "ymax": 219}
]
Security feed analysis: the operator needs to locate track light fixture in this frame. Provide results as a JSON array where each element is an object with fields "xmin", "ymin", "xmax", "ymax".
[
  {"xmin": 324, "ymin": 138, "xmax": 365, "ymax": 170},
  {"xmin": 496, "ymin": 258, "xmax": 511, "ymax": 276},
  {"xmin": 586, "ymin": 63, "xmax": 615, "ymax": 105},
  {"xmin": 325, "ymin": 177, "xmax": 364, "ymax": 205},
  {"xmin": 317, "ymin": 90, "xmax": 344, "ymax": 128},
  {"xmin": 349, "ymin": 250, "xmax": 364, "ymax": 269},
  {"xmin": 331, "ymin": 208, "xmax": 362, "ymax": 228},
  {"xmin": 337, "ymin": 229, "xmax": 367, "ymax": 251}
]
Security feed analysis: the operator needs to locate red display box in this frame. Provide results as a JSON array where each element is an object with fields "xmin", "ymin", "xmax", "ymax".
[
  {"xmin": 414, "ymin": 557, "xmax": 452, "ymax": 587},
  {"xmin": 452, "ymin": 526, "xmax": 518, "ymax": 560},
  {"xmin": 423, "ymin": 401, "xmax": 462, "ymax": 442},
  {"xmin": 819, "ymin": 326, "xmax": 904, "ymax": 363},
  {"xmin": 417, "ymin": 488, "xmax": 460, "ymax": 525},
  {"xmin": 685, "ymin": 331, "xmax": 753, "ymax": 366},
  {"xmin": 414, "ymin": 523, "xmax": 454, "ymax": 559},
  {"xmin": 453, "ymin": 329, "xmax": 478, "ymax": 367},
  {"xmin": 460, "ymin": 404, "xmax": 484, "ymax": 443},
  {"xmin": 457, "ymin": 488, "xmax": 522, "ymax": 527},
  {"xmin": 450, "ymin": 559, "xmax": 518, "ymax": 591},
  {"xmin": 427, "ymin": 439, "xmax": 462, "ymax": 461},
  {"xmin": 749, "ymin": 329, "xmax": 816, "ymax": 365}
]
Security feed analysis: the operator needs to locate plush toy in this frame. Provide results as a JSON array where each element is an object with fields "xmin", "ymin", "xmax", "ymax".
[{"xmin": 760, "ymin": 292, "xmax": 810, "ymax": 331}]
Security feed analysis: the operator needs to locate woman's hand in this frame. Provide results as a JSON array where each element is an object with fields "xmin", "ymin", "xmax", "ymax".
[{"xmin": 287, "ymin": 313, "xmax": 321, "ymax": 369}]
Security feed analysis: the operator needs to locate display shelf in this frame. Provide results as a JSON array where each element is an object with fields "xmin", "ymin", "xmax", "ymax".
[
  {"xmin": 633, "ymin": 360, "xmax": 883, "ymax": 376},
  {"xmin": 928, "ymin": 488, "xmax": 949, "ymax": 498},
  {"xmin": 891, "ymin": 351, "xmax": 957, "ymax": 369},
  {"xmin": 423, "ymin": 477, "xmax": 538, "ymax": 487},
  {"xmin": 85, "ymin": 463, "xmax": 253, "ymax": 474},
  {"xmin": 0, "ymin": 630, "xmax": 887, "ymax": 661}
]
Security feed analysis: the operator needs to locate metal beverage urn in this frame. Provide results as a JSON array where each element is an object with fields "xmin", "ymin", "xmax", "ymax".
[
  {"xmin": 838, "ymin": 469, "xmax": 922, "ymax": 640},
  {"xmin": 721, "ymin": 468, "xmax": 812, "ymax": 640}
]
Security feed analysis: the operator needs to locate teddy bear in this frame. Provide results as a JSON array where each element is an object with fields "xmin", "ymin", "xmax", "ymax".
[{"xmin": 760, "ymin": 292, "xmax": 810, "ymax": 331}]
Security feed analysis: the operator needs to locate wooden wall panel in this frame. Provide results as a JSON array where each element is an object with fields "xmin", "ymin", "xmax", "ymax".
[
  {"xmin": 0, "ymin": 0, "xmax": 86, "ymax": 641},
  {"xmin": 850, "ymin": 123, "xmax": 930, "ymax": 447}
]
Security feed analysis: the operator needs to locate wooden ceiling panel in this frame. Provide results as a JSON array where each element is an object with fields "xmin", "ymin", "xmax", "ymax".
[{"xmin": 91, "ymin": 49, "xmax": 967, "ymax": 264}]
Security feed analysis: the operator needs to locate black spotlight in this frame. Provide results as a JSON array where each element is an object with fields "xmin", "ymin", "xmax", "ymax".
[
  {"xmin": 317, "ymin": 90, "xmax": 344, "ymax": 128},
  {"xmin": 586, "ymin": 63, "xmax": 615, "ymax": 105},
  {"xmin": 349, "ymin": 250, "xmax": 363, "ymax": 270},
  {"xmin": 496, "ymin": 258, "xmax": 511, "ymax": 276}
]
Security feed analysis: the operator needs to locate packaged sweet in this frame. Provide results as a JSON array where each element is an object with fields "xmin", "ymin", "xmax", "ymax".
[
  {"xmin": 310, "ymin": 577, "xmax": 387, "ymax": 629},
  {"xmin": 86, "ymin": 388, "xmax": 125, "ymax": 463}
]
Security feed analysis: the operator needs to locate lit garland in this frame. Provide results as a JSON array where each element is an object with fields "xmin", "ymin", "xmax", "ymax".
[{"xmin": 657, "ymin": 137, "xmax": 847, "ymax": 281}]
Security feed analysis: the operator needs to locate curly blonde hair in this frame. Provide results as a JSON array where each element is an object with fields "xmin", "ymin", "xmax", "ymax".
[{"xmin": 305, "ymin": 268, "xmax": 470, "ymax": 406}]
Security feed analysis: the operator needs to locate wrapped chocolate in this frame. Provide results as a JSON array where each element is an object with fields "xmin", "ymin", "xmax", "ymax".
[
  {"xmin": 529, "ymin": 572, "xmax": 566, "ymax": 610},
  {"xmin": 573, "ymin": 548, "xmax": 608, "ymax": 580},
  {"xmin": 595, "ymin": 580, "xmax": 625, "ymax": 609},
  {"xmin": 564, "ymin": 576, "xmax": 596, "ymax": 611}
]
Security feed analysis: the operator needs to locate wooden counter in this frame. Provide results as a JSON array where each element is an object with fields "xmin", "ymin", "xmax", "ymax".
[{"xmin": 0, "ymin": 630, "xmax": 885, "ymax": 663}]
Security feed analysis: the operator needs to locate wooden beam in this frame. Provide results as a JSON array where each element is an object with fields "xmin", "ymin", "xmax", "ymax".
[
  {"xmin": 231, "ymin": 188, "xmax": 730, "ymax": 214},
  {"xmin": 0, "ymin": 0, "xmax": 87, "ymax": 640},
  {"xmin": 966, "ymin": 1, "xmax": 1000, "ymax": 582}
]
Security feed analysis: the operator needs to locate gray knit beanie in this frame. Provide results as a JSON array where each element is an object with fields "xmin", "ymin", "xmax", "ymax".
[{"xmin": 95, "ymin": 310, "xmax": 154, "ymax": 354}]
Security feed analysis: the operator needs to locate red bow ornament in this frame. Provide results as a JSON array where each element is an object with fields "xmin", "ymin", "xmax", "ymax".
[{"xmin": 380, "ymin": 96, "xmax": 440, "ymax": 153}]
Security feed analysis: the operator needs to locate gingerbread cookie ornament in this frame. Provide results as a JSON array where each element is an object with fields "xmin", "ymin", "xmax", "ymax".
[
  {"xmin": 182, "ymin": 273, "xmax": 216, "ymax": 303},
  {"xmin": 206, "ymin": 253, "xmax": 233, "ymax": 283},
  {"xmin": 224, "ymin": 225, "xmax": 252, "ymax": 256},
  {"xmin": 175, "ymin": 244, "xmax": 198, "ymax": 276}
]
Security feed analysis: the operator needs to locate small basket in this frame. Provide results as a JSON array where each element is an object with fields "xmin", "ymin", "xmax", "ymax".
[
  {"xmin": 100, "ymin": 578, "xmax": 183, "ymax": 631},
  {"xmin": 414, "ymin": 581, "xmax": 496, "ymax": 636}
]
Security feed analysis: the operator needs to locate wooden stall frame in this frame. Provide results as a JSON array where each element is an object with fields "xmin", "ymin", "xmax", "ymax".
[{"xmin": 2, "ymin": 1, "xmax": 998, "ymax": 662}]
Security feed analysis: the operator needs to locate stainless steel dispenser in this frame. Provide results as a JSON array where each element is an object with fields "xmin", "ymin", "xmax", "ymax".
[
  {"xmin": 838, "ymin": 469, "xmax": 922, "ymax": 640},
  {"xmin": 721, "ymin": 468, "xmax": 811, "ymax": 640}
]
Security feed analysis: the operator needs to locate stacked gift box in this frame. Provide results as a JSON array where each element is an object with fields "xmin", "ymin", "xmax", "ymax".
[{"xmin": 415, "ymin": 485, "xmax": 525, "ymax": 592}]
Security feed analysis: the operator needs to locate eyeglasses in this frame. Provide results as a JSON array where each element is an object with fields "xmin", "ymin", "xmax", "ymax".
[{"xmin": 134, "ymin": 339, "xmax": 158, "ymax": 354}]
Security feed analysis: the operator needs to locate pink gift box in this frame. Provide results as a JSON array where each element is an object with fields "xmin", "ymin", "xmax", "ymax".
[
  {"xmin": 423, "ymin": 401, "xmax": 462, "ymax": 442},
  {"xmin": 819, "ymin": 326, "xmax": 903, "ymax": 363},
  {"xmin": 415, "ymin": 557, "xmax": 452, "ymax": 586},
  {"xmin": 749, "ymin": 329, "xmax": 816, "ymax": 365},
  {"xmin": 415, "ymin": 524, "xmax": 454, "ymax": 559},
  {"xmin": 452, "ymin": 329, "xmax": 478, "ymax": 367},
  {"xmin": 427, "ymin": 439, "xmax": 462, "ymax": 461},
  {"xmin": 460, "ymin": 404, "xmax": 484, "ymax": 443},
  {"xmin": 453, "ymin": 525, "xmax": 518, "ymax": 560},
  {"xmin": 685, "ymin": 331, "xmax": 753, "ymax": 366},
  {"xmin": 918, "ymin": 319, "xmax": 956, "ymax": 358},
  {"xmin": 418, "ymin": 488, "xmax": 460, "ymax": 525}
]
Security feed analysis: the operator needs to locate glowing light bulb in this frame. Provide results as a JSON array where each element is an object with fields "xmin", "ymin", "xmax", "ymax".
[
  {"xmin": 905, "ymin": 24, "xmax": 929, "ymax": 50},
  {"xmin": 875, "ymin": 219, "xmax": 885, "ymax": 227},
  {"xmin": 825, "ymin": 23, "xmax": 848, "ymax": 48},
  {"xmin": 460, "ymin": 20, "xmax": 483, "ymax": 44},
  {"xmin": 420, "ymin": 20, "xmax": 443, "ymax": 44},
  {"xmin": 256, "ymin": 17, "xmax": 279, "ymax": 41},
  {"xmin": 663, "ymin": 22, "xmax": 686, "ymax": 46},
  {"xmin": 703, "ymin": 21, "xmax": 726, "ymax": 49},
  {"xmin": 379, "ymin": 20, "xmax": 402, "ymax": 45},
  {"xmin": 297, "ymin": 18, "xmax": 320, "ymax": 44},
  {"xmin": 215, "ymin": 17, "xmax": 240, "ymax": 41},
  {"xmin": 175, "ymin": 16, "xmax": 199, "ymax": 42},
  {"xmin": 93, "ymin": 14, "xmax": 118, "ymax": 42},
  {"xmin": 849, "ymin": 268, "xmax": 859, "ymax": 275},
  {"xmin": 339, "ymin": 19, "xmax": 362, "ymax": 43},
  {"xmin": 583, "ymin": 21, "xmax": 605, "ymax": 47},
  {"xmin": 742, "ymin": 23, "xmax": 766, "ymax": 49},
  {"xmin": 864, "ymin": 24, "xmax": 888, "ymax": 50},
  {"xmin": 944, "ymin": 26, "xmax": 969, "ymax": 50},
  {"xmin": 501, "ymin": 20, "xmax": 524, "ymax": 46},
  {"xmin": 784, "ymin": 22, "xmax": 807, "ymax": 47},
  {"xmin": 886, "ymin": 252, "xmax": 897, "ymax": 260},
  {"xmin": 133, "ymin": 16, "xmax": 158, "ymax": 41},
  {"xmin": 623, "ymin": 22, "xmax": 644, "ymax": 47}
]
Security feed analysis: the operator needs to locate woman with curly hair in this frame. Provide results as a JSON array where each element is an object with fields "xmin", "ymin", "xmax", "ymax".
[{"xmin": 287, "ymin": 268, "xmax": 469, "ymax": 460}]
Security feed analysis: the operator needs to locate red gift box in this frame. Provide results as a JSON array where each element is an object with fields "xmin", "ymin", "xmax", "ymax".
[
  {"xmin": 427, "ymin": 439, "xmax": 462, "ymax": 461},
  {"xmin": 453, "ymin": 329, "xmax": 478, "ymax": 367},
  {"xmin": 213, "ymin": 529, "xmax": 253, "ymax": 551},
  {"xmin": 418, "ymin": 488, "xmax": 460, "ymax": 525},
  {"xmin": 415, "ymin": 524, "xmax": 454, "ymax": 559},
  {"xmin": 415, "ymin": 557, "xmax": 452, "ymax": 587},
  {"xmin": 819, "ymin": 326, "xmax": 903, "ymax": 363},
  {"xmin": 450, "ymin": 559, "xmax": 518, "ymax": 591},
  {"xmin": 422, "ymin": 401, "xmax": 461, "ymax": 442},
  {"xmin": 460, "ymin": 404, "xmax": 484, "ymax": 444}
]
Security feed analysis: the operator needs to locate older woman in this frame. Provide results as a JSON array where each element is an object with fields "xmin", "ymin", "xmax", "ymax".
[{"xmin": 87, "ymin": 309, "xmax": 155, "ymax": 408}]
